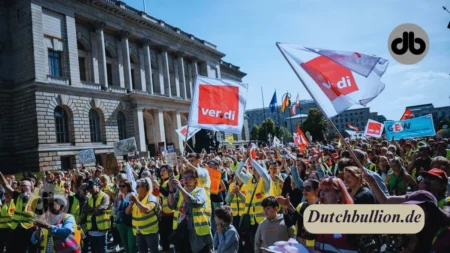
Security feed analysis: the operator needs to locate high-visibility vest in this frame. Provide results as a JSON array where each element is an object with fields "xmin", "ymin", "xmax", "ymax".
[
  {"xmin": 172, "ymin": 187, "xmax": 210, "ymax": 236},
  {"xmin": 160, "ymin": 181, "xmax": 173, "ymax": 214},
  {"xmin": 0, "ymin": 200, "xmax": 15, "ymax": 229},
  {"xmin": 131, "ymin": 193, "xmax": 159, "ymax": 235},
  {"xmin": 38, "ymin": 213, "xmax": 80, "ymax": 253},
  {"xmin": 228, "ymin": 183, "xmax": 247, "ymax": 217},
  {"xmin": 197, "ymin": 167, "xmax": 212, "ymax": 214},
  {"xmin": 438, "ymin": 196, "xmax": 450, "ymax": 209},
  {"xmin": 245, "ymin": 177, "xmax": 266, "ymax": 225},
  {"xmin": 86, "ymin": 192, "xmax": 111, "ymax": 231},
  {"xmin": 269, "ymin": 178, "xmax": 283, "ymax": 197},
  {"xmin": 446, "ymin": 149, "xmax": 450, "ymax": 160},
  {"xmin": 295, "ymin": 203, "xmax": 315, "ymax": 247},
  {"xmin": 69, "ymin": 195, "xmax": 80, "ymax": 224},
  {"xmin": 367, "ymin": 163, "xmax": 376, "ymax": 172},
  {"xmin": 11, "ymin": 194, "xmax": 40, "ymax": 229}
]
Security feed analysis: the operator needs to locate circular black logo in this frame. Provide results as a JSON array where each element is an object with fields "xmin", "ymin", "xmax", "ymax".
[{"xmin": 388, "ymin": 23, "xmax": 429, "ymax": 65}]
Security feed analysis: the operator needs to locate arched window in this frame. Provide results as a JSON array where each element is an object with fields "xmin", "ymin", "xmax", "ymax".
[
  {"xmin": 117, "ymin": 111, "xmax": 127, "ymax": 140},
  {"xmin": 89, "ymin": 109, "xmax": 102, "ymax": 142},
  {"xmin": 54, "ymin": 106, "xmax": 70, "ymax": 143}
]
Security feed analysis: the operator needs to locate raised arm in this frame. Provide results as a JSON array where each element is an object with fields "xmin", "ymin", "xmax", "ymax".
[
  {"xmin": 250, "ymin": 159, "xmax": 271, "ymax": 193},
  {"xmin": 235, "ymin": 159, "xmax": 251, "ymax": 185}
]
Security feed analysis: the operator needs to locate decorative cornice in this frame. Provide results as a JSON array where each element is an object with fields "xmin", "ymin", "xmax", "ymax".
[
  {"xmin": 140, "ymin": 38, "xmax": 151, "ymax": 47},
  {"xmin": 120, "ymin": 30, "xmax": 131, "ymax": 39},
  {"xmin": 93, "ymin": 20, "xmax": 106, "ymax": 30}
]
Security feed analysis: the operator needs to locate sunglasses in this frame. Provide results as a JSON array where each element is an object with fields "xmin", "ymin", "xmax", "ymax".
[
  {"xmin": 119, "ymin": 185, "xmax": 127, "ymax": 188},
  {"xmin": 300, "ymin": 185, "xmax": 313, "ymax": 192}
]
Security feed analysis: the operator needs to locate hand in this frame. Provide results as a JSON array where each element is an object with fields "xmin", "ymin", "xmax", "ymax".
[
  {"xmin": 33, "ymin": 219, "xmax": 50, "ymax": 229},
  {"xmin": 170, "ymin": 178, "xmax": 181, "ymax": 190},
  {"xmin": 129, "ymin": 194, "xmax": 137, "ymax": 203},
  {"xmin": 276, "ymin": 194, "xmax": 291, "ymax": 209},
  {"xmin": 119, "ymin": 193, "xmax": 124, "ymax": 200},
  {"xmin": 419, "ymin": 167, "xmax": 425, "ymax": 173},
  {"xmin": 232, "ymin": 185, "xmax": 239, "ymax": 194}
]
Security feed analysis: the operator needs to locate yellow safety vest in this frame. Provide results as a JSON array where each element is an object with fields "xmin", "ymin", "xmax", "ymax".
[
  {"xmin": 172, "ymin": 187, "xmax": 210, "ymax": 236},
  {"xmin": 69, "ymin": 195, "xmax": 80, "ymax": 224},
  {"xmin": 86, "ymin": 191, "xmax": 111, "ymax": 231},
  {"xmin": 245, "ymin": 177, "xmax": 266, "ymax": 225},
  {"xmin": 367, "ymin": 163, "xmax": 376, "ymax": 172},
  {"xmin": 131, "ymin": 193, "xmax": 159, "ymax": 235},
  {"xmin": 160, "ymin": 181, "xmax": 173, "ymax": 214},
  {"xmin": 228, "ymin": 183, "xmax": 247, "ymax": 217},
  {"xmin": 438, "ymin": 196, "xmax": 450, "ymax": 209},
  {"xmin": 269, "ymin": 178, "xmax": 283, "ymax": 197},
  {"xmin": 0, "ymin": 200, "xmax": 15, "ymax": 229},
  {"xmin": 11, "ymin": 194, "xmax": 40, "ymax": 229},
  {"xmin": 295, "ymin": 202, "xmax": 315, "ymax": 247}
]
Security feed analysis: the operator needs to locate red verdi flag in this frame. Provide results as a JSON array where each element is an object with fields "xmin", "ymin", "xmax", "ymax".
[
  {"xmin": 188, "ymin": 75, "xmax": 248, "ymax": 134},
  {"xmin": 364, "ymin": 119, "xmax": 384, "ymax": 138},
  {"xmin": 277, "ymin": 43, "xmax": 388, "ymax": 118},
  {"xmin": 400, "ymin": 108, "xmax": 414, "ymax": 120}
]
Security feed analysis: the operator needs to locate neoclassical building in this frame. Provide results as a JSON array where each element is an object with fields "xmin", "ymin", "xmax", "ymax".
[{"xmin": 0, "ymin": 0, "xmax": 247, "ymax": 172}]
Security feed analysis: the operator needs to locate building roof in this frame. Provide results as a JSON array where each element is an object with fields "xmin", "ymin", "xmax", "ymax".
[
  {"xmin": 220, "ymin": 60, "xmax": 247, "ymax": 77},
  {"xmin": 407, "ymin": 103, "xmax": 434, "ymax": 109}
]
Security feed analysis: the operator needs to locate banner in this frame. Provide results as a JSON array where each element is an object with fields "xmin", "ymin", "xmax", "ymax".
[
  {"xmin": 345, "ymin": 130, "xmax": 367, "ymax": 140},
  {"xmin": 384, "ymin": 114, "xmax": 436, "ymax": 140},
  {"xmin": 175, "ymin": 125, "xmax": 201, "ymax": 141},
  {"xmin": 364, "ymin": 119, "xmax": 384, "ymax": 138},
  {"xmin": 77, "ymin": 149, "xmax": 96, "ymax": 164},
  {"xmin": 113, "ymin": 137, "xmax": 137, "ymax": 156},
  {"xmin": 188, "ymin": 75, "xmax": 248, "ymax": 134}
]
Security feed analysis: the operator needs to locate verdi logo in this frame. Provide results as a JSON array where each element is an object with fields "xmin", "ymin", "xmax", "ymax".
[{"xmin": 388, "ymin": 23, "xmax": 429, "ymax": 65}]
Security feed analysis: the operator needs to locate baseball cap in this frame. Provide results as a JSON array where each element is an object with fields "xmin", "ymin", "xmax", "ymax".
[
  {"xmin": 86, "ymin": 178, "xmax": 101, "ymax": 189},
  {"xmin": 404, "ymin": 190, "xmax": 437, "ymax": 206},
  {"xmin": 421, "ymin": 168, "xmax": 448, "ymax": 181}
]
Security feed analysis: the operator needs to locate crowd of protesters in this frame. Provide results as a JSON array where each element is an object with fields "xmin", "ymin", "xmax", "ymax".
[{"xmin": 0, "ymin": 136, "xmax": 450, "ymax": 253}]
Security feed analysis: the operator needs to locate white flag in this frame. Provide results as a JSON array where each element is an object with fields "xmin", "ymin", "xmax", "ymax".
[
  {"xmin": 188, "ymin": 75, "xmax": 248, "ymax": 134},
  {"xmin": 175, "ymin": 125, "xmax": 201, "ymax": 141},
  {"xmin": 272, "ymin": 136, "xmax": 281, "ymax": 147},
  {"xmin": 277, "ymin": 43, "xmax": 388, "ymax": 118}
]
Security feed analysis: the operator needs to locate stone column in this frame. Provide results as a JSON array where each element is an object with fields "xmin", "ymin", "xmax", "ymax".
[
  {"xmin": 121, "ymin": 30, "xmax": 132, "ymax": 91},
  {"xmin": 138, "ymin": 47, "xmax": 146, "ymax": 91},
  {"xmin": 133, "ymin": 108, "xmax": 147, "ymax": 152},
  {"xmin": 116, "ymin": 40, "xmax": 125, "ymax": 88},
  {"xmin": 95, "ymin": 21, "xmax": 107, "ymax": 87},
  {"xmin": 89, "ymin": 30, "xmax": 100, "ymax": 84},
  {"xmin": 157, "ymin": 52, "xmax": 165, "ymax": 95},
  {"xmin": 173, "ymin": 56, "xmax": 181, "ymax": 97},
  {"xmin": 191, "ymin": 60, "xmax": 199, "ymax": 97},
  {"xmin": 161, "ymin": 46, "xmax": 171, "ymax": 97},
  {"xmin": 142, "ymin": 39, "xmax": 153, "ymax": 94},
  {"xmin": 172, "ymin": 112, "xmax": 183, "ymax": 153},
  {"xmin": 153, "ymin": 110, "xmax": 166, "ymax": 147},
  {"xmin": 177, "ymin": 53, "xmax": 187, "ymax": 99},
  {"xmin": 65, "ymin": 14, "xmax": 81, "ymax": 86}
]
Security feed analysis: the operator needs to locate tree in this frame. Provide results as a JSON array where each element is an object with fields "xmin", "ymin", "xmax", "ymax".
[
  {"xmin": 258, "ymin": 118, "xmax": 276, "ymax": 142},
  {"xmin": 301, "ymin": 108, "xmax": 328, "ymax": 141},
  {"xmin": 250, "ymin": 125, "xmax": 260, "ymax": 140},
  {"xmin": 437, "ymin": 117, "xmax": 450, "ymax": 130},
  {"xmin": 278, "ymin": 126, "xmax": 292, "ymax": 140}
]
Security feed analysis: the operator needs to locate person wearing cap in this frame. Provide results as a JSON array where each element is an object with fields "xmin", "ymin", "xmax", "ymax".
[
  {"xmin": 408, "ymin": 145, "xmax": 432, "ymax": 179},
  {"xmin": 434, "ymin": 141, "xmax": 450, "ymax": 159},
  {"xmin": 0, "ymin": 172, "xmax": 43, "ymax": 253},
  {"xmin": 168, "ymin": 168, "xmax": 213, "ymax": 253},
  {"xmin": 401, "ymin": 190, "xmax": 450, "ymax": 252},
  {"xmin": 31, "ymin": 195, "xmax": 79, "ymax": 253},
  {"xmin": 81, "ymin": 178, "xmax": 111, "ymax": 253}
]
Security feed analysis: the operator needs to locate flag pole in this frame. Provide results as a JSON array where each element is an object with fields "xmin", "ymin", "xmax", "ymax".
[
  {"xmin": 275, "ymin": 89, "xmax": 281, "ymax": 137},
  {"xmin": 261, "ymin": 86, "xmax": 268, "ymax": 144},
  {"xmin": 276, "ymin": 42, "xmax": 364, "ymax": 170}
]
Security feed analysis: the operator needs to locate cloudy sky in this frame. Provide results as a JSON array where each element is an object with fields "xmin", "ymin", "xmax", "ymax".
[{"xmin": 129, "ymin": 0, "xmax": 450, "ymax": 120}]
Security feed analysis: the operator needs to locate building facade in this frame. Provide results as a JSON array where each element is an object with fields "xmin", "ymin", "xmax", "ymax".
[
  {"xmin": 0, "ymin": 0, "xmax": 246, "ymax": 172},
  {"xmin": 405, "ymin": 104, "xmax": 450, "ymax": 123}
]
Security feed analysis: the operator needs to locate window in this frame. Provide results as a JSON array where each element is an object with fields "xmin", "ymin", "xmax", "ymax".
[
  {"xmin": 131, "ymin": 69, "xmax": 136, "ymax": 90},
  {"xmin": 233, "ymin": 133, "xmax": 239, "ymax": 141},
  {"xmin": 107, "ymin": 63, "xmax": 113, "ymax": 86},
  {"xmin": 54, "ymin": 106, "xmax": 70, "ymax": 143},
  {"xmin": 89, "ymin": 109, "xmax": 102, "ymax": 142},
  {"xmin": 79, "ymin": 57, "xmax": 87, "ymax": 81},
  {"xmin": 48, "ymin": 49, "xmax": 62, "ymax": 77},
  {"xmin": 61, "ymin": 156, "xmax": 72, "ymax": 170},
  {"xmin": 117, "ymin": 111, "xmax": 127, "ymax": 140}
]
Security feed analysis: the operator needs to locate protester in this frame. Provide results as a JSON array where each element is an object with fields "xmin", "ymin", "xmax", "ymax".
[{"xmin": 213, "ymin": 205, "xmax": 239, "ymax": 253}]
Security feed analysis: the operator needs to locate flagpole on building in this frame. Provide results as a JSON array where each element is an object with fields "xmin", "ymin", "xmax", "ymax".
[
  {"xmin": 261, "ymin": 86, "xmax": 268, "ymax": 144},
  {"xmin": 276, "ymin": 42, "xmax": 364, "ymax": 170}
]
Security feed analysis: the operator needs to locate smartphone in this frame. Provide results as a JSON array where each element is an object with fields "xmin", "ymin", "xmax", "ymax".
[{"xmin": 168, "ymin": 167, "xmax": 174, "ymax": 178}]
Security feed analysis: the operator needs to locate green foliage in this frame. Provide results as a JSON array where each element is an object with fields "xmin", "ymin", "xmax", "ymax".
[
  {"xmin": 250, "ymin": 125, "xmax": 260, "ymax": 140},
  {"xmin": 301, "ymin": 108, "xmax": 328, "ymax": 141},
  {"xmin": 250, "ymin": 118, "xmax": 292, "ymax": 143}
]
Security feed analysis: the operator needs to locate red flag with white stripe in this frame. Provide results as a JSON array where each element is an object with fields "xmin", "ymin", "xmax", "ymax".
[
  {"xmin": 346, "ymin": 123, "xmax": 359, "ymax": 131},
  {"xmin": 277, "ymin": 43, "xmax": 388, "ymax": 118},
  {"xmin": 290, "ymin": 93, "xmax": 300, "ymax": 115}
]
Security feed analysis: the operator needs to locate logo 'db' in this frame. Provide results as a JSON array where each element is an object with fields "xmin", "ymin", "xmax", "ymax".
[
  {"xmin": 198, "ymin": 84, "xmax": 239, "ymax": 126},
  {"xmin": 388, "ymin": 23, "xmax": 429, "ymax": 65}
]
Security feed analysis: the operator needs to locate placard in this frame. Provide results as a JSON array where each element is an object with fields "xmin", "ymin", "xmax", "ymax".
[
  {"xmin": 207, "ymin": 168, "xmax": 222, "ymax": 195},
  {"xmin": 77, "ymin": 149, "xmax": 96, "ymax": 164}
]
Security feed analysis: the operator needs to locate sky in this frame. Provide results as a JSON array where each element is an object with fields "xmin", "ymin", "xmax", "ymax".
[{"xmin": 128, "ymin": 0, "xmax": 450, "ymax": 120}]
